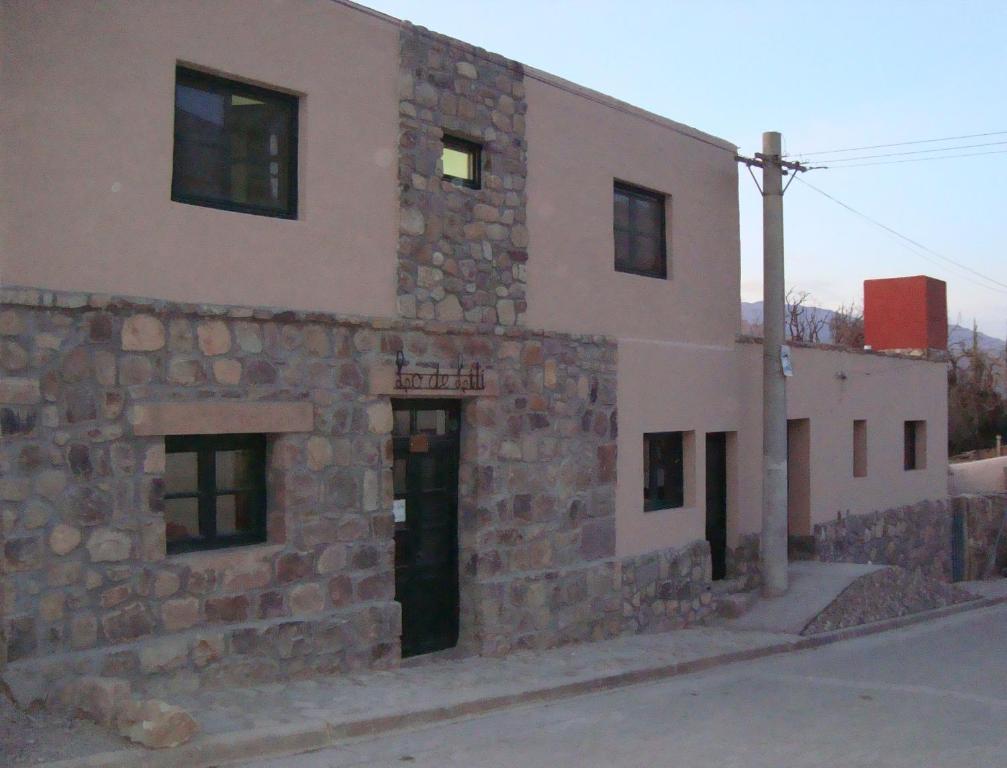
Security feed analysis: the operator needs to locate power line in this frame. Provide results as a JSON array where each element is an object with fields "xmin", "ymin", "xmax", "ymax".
[
  {"xmin": 825, "ymin": 148, "xmax": 1007, "ymax": 168},
  {"xmin": 794, "ymin": 177, "xmax": 1007, "ymax": 293},
  {"xmin": 817, "ymin": 140, "xmax": 1007, "ymax": 164},
  {"xmin": 789, "ymin": 130, "xmax": 1007, "ymax": 158}
]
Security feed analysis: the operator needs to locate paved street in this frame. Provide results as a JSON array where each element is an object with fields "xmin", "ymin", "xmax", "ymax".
[{"xmin": 246, "ymin": 604, "xmax": 1007, "ymax": 768}]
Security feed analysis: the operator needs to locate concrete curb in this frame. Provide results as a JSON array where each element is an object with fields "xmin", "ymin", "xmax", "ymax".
[{"xmin": 37, "ymin": 593, "xmax": 1007, "ymax": 768}]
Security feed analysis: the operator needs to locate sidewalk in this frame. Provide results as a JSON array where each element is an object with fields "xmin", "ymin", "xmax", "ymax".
[{"xmin": 30, "ymin": 579, "xmax": 1007, "ymax": 768}]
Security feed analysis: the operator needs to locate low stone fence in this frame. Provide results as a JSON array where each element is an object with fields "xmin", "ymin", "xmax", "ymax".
[{"xmin": 814, "ymin": 493, "xmax": 1007, "ymax": 581}]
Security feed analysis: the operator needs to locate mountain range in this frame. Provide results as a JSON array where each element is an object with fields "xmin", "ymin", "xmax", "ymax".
[{"xmin": 740, "ymin": 301, "xmax": 1005, "ymax": 357}]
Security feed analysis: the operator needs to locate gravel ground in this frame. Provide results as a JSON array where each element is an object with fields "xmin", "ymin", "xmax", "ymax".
[
  {"xmin": 0, "ymin": 688, "xmax": 125, "ymax": 766},
  {"xmin": 801, "ymin": 566, "xmax": 977, "ymax": 635}
]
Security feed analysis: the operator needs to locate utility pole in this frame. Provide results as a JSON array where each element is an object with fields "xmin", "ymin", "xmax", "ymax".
[{"xmin": 737, "ymin": 133, "xmax": 811, "ymax": 597}]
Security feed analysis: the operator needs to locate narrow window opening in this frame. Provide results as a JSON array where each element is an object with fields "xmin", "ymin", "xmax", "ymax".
[
  {"xmin": 614, "ymin": 181, "xmax": 667, "ymax": 279},
  {"xmin": 904, "ymin": 420, "xmax": 927, "ymax": 471},
  {"xmin": 853, "ymin": 419, "xmax": 868, "ymax": 477}
]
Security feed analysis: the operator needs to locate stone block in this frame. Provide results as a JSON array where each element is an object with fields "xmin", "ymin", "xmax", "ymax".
[
  {"xmin": 121, "ymin": 315, "xmax": 165, "ymax": 351},
  {"xmin": 61, "ymin": 676, "xmax": 132, "ymax": 728},
  {"xmin": 87, "ymin": 528, "xmax": 132, "ymax": 562},
  {"xmin": 290, "ymin": 583, "xmax": 325, "ymax": 614},
  {"xmin": 161, "ymin": 597, "xmax": 200, "ymax": 631},
  {"xmin": 197, "ymin": 320, "xmax": 231, "ymax": 355},
  {"xmin": 116, "ymin": 698, "xmax": 199, "ymax": 749},
  {"xmin": 0, "ymin": 377, "xmax": 40, "ymax": 404},
  {"xmin": 139, "ymin": 637, "xmax": 190, "ymax": 674}
]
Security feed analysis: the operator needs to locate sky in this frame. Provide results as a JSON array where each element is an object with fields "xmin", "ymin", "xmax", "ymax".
[{"xmin": 363, "ymin": 0, "xmax": 1006, "ymax": 337}]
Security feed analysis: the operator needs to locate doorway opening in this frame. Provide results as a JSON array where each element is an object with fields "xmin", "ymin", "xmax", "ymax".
[
  {"xmin": 787, "ymin": 418, "xmax": 811, "ymax": 541},
  {"xmin": 705, "ymin": 432, "xmax": 729, "ymax": 581},
  {"xmin": 392, "ymin": 399, "xmax": 461, "ymax": 658}
]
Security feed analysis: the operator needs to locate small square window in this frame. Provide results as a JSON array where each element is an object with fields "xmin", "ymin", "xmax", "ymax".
[
  {"xmin": 172, "ymin": 66, "xmax": 298, "ymax": 218},
  {"xmin": 164, "ymin": 434, "xmax": 267, "ymax": 553},
  {"xmin": 614, "ymin": 181, "xmax": 667, "ymax": 278},
  {"xmin": 644, "ymin": 432, "xmax": 684, "ymax": 511},
  {"xmin": 904, "ymin": 420, "xmax": 926, "ymax": 471},
  {"xmin": 442, "ymin": 135, "xmax": 481, "ymax": 189}
]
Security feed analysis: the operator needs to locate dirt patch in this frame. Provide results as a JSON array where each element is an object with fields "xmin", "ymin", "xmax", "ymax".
[
  {"xmin": 801, "ymin": 566, "xmax": 977, "ymax": 635},
  {"xmin": 1, "ymin": 688, "xmax": 126, "ymax": 766}
]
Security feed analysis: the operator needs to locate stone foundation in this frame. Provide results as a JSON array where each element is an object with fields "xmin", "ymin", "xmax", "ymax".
[
  {"xmin": 814, "ymin": 494, "xmax": 1007, "ymax": 581},
  {"xmin": 621, "ymin": 540, "xmax": 714, "ymax": 633}
]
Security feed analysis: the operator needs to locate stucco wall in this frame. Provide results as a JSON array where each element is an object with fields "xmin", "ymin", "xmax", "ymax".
[
  {"xmin": 1, "ymin": 0, "xmax": 399, "ymax": 317},
  {"xmin": 616, "ymin": 339, "xmax": 741, "ymax": 556},
  {"xmin": 615, "ymin": 339, "xmax": 948, "ymax": 560},
  {"xmin": 523, "ymin": 74, "xmax": 741, "ymax": 345},
  {"xmin": 736, "ymin": 342, "xmax": 948, "ymax": 537}
]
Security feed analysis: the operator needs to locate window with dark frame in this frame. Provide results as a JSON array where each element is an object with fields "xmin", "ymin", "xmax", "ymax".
[
  {"xmin": 643, "ymin": 432, "xmax": 684, "ymax": 511},
  {"xmin": 172, "ymin": 66, "xmax": 298, "ymax": 218},
  {"xmin": 904, "ymin": 420, "xmax": 926, "ymax": 471},
  {"xmin": 164, "ymin": 434, "xmax": 267, "ymax": 554},
  {"xmin": 441, "ymin": 135, "xmax": 481, "ymax": 189},
  {"xmin": 614, "ymin": 181, "xmax": 667, "ymax": 278}
]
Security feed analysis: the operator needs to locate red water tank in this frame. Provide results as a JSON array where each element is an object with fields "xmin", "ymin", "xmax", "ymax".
[{"xmin": 863, "ymin": 275, "xmax": 947, "ymax": 352}]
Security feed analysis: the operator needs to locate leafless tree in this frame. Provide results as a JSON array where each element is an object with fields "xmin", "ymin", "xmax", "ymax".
[
  {"xmin": 829, "ymin": 302, "xmax": 865, "ymax": 348},
  {"xmin": 948, "ymin": 322, "xmax": 1006, "ymax": 455},
  {"xmin": 785, "ymin": 289, "xmax": 826, "ymax": 343}
]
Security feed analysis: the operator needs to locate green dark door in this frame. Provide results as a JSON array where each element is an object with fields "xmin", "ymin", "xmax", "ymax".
[
  {"xmin": 392, "ymin": 399, "xmax": 461, "ymax": 657},
  {"xmin": 705, "ymin": 432, "xmax": 728, "ymax": 581}
]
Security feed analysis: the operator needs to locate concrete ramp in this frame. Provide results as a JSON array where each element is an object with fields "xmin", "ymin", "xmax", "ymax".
[{"xmin": 722, "ymin": 561, "xmax": 886, "ymax": 634}]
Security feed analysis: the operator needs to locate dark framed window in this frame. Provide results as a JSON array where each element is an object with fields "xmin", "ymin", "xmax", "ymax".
[
  {"xmin": 172, "ymin": 66, "xmax": 298, "ymax": 218},
  {"xmin": 442, "ymin": 135, "xmax": 481, "ymax": 189},
  {"xmin": 614, "ymin": 181, "xmax": 667, "ymax": 278},
  {"xmin": 904, "ymin": 420, "xmax": 926, "ymax": 471},
  {"xmin": 644, "ymin": 432, "xmax": 684, "ymax": 511},
  {"xmin": 164, "ymin": 434, "xmax": 267, "ymax": 554}
]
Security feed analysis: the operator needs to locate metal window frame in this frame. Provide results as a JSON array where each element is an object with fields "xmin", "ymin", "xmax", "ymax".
[
  {"xmin": 614, "ymin": 180, "xmax": 668, "ymax": 279},
  {"xmin": 164, "ymin": 433, "xmax": 268, "ymax": 554},
  {"xmin": 171, "ymin": 66, "xmax": 299, "ymax": 219},
  {"xmin": 441, "ymin": 134, "xmax": 482, "ymax": 190},
  {"xmin": 643, "ymin": 431, "xmax": 684, "ymax": 512}
]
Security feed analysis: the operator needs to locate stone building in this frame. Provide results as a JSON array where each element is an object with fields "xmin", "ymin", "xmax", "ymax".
[{"xmin": 1, "ymin": 0, "xmax": 953, "ymax": 698}]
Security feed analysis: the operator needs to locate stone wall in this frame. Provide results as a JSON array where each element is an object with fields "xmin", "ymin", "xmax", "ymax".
[
  {"xmin": 620, "ymin": 540, "xmax": 713, "ymax": 634},
  {"xmin": 397, "ymin": 24, "xmax": 528, "ymax": 327},
  {"xmin": 0, "ymin": 287, "xmax": 617, "ymax": 696},
  {"xmin": 814, "ymin": 494, "xmax": 1007, "ymax": 581}
]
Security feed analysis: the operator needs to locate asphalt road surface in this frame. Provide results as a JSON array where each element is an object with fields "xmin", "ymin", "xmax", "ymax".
[{"xmin": 246, "ymin": 604, "xmax": 1007, "ymax": 768}]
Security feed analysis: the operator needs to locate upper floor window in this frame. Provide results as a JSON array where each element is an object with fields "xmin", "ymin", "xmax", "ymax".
[
  {"xmin": 172, "ymin": 67, "xmax": 298, "ymax": 218},
  {"xmin": 614, "ymin": 181, "xmax": 667, "ymax": 278},
  {"xmin": 164, "ymin": 433, "xmax": 267, "ymax": 554},
  {"xmin": 442, "ymin": 135, "xmax": 482, "ymax": 189}
]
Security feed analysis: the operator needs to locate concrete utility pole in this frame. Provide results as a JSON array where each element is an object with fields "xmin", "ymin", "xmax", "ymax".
[
  {"xmin": 736, "ymin": 133, "xmax": 811, "ymax": 598},
  {"xmin": 760, "ymin": 131, "xmax": 788, "ymax": 597}
]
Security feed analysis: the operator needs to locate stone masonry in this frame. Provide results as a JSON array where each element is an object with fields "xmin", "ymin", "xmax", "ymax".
[
  {"xmin": 814, "ymin": 493, "xmax": 1007, "ymax": 581},
  {"xmin": 0, "ymin": 287, "xmax": 618, "ymax": 698},
  {"xmin": 397, "ymin": 24, "xmax": 528, "ymax": 327},
  {"xmin": 621, "ymin": 540, "xmax": 714, "ymax": 634}
]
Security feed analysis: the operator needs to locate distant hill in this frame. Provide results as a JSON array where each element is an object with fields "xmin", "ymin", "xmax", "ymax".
[{"xmin": 741, "ymin": 301, "xmax": 1005, "ymax": 356}]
